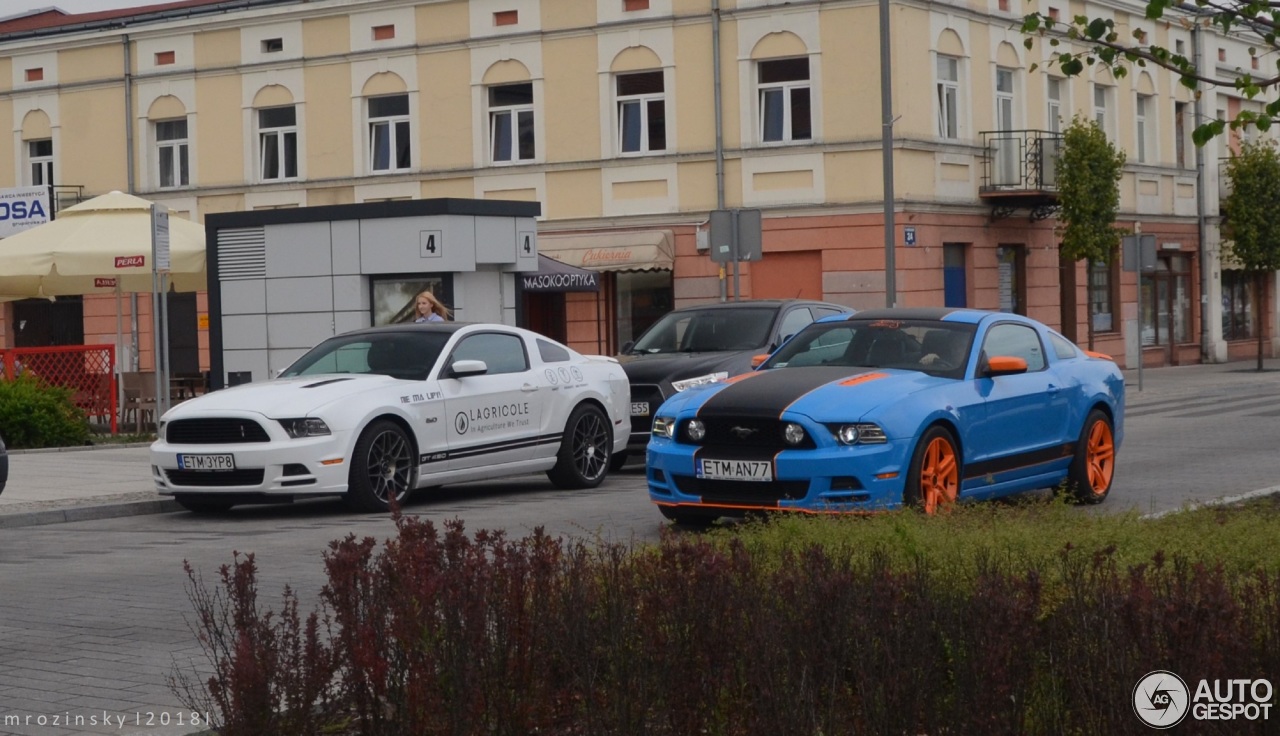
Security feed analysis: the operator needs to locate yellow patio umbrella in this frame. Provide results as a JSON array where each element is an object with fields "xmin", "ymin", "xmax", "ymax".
[
  {"xmin": 0, "ymin": 190, "xmax": 205, "ymax": 296},
  {"xmin": 0, "ymin": 190, "xmax": 208, "ymax": 426}
]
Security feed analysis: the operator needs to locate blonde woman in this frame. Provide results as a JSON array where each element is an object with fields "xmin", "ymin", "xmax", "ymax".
[{"xmin": 412, "ymin": 290, "xmax": 451, "ymax": 322}]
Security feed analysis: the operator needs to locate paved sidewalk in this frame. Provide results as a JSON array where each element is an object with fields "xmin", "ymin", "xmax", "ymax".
[{"xmin": 2, "ymin": 357, "xmax": 1279, "ymax": 529}]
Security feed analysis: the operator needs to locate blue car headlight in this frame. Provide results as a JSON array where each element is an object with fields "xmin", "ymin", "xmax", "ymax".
[
  {"xmin": 278, "ymin": 417, "xmax": 331, "ymax": 438},
  {"xmin": 652, "ymin": 416, "xmax": 677, "ymax": 439},
  {"xmin": 828, "ymin": 423, "xmax": 888, "ymax": 446}
]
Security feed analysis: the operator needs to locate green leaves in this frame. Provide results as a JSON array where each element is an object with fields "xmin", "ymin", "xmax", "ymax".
[
  {"xmin": 1057, "ymin": 117, "xmax": 1126, "ymax": 265},
  {"xmin": 1222, "ymin": 140, "xmax": 1280, "ymax": 273}
]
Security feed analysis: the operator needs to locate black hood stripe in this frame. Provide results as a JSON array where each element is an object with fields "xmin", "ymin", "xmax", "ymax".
[{"xmin": 697, "ymin": 367, "xmax": 880, "ymax": 419}]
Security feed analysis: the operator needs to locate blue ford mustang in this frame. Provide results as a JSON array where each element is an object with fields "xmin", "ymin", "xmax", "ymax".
[{"xmin": 646, "ymin": 308, "xmax": 1124, "ymax": 524}]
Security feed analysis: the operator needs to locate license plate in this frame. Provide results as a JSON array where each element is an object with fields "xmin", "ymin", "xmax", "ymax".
[
  {"xmin": 177, "ymin": 453, "xmax": 236, "ymax": 471},
  {"xmin": 697, "ymin": 458, "xmax": 773, "ymax": 482},
  {"xmin": 631, "ymin": 402, "xmax": 650, "ymax": 417}
]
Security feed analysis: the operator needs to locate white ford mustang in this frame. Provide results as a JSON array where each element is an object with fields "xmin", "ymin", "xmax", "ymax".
[{"xmin": 151, "ymin": 323, "xmax": 630, "ymax": 513}]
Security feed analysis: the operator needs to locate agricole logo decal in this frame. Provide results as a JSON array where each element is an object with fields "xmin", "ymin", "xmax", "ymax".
[{"xmin": 454, "ymin": 402, "xmax": 531, "ymax": 435}]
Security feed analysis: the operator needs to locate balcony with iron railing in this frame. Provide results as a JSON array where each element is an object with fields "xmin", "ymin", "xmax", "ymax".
[{"xmin": 978, "ymin": 130, "xmax": 1063, "ymax": 221}]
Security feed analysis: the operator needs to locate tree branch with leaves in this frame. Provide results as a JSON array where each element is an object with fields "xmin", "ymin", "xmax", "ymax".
[
  {"xmin": 1022, "ymin": 0, "xmax": 1280, "ymax": 143},
  {"xmin": 1222, "ymin": 139, "xmax": 1280, "ymax": 368}
]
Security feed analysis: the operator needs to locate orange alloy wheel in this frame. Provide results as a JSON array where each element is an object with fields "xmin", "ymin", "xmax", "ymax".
[
  {"xmin": 920, "ymin": 437, "xmax": 959, "ymax": 514},
  {"xmin": 1085, "ymin": 420, "xmax": 1115, "ymax": 495}
]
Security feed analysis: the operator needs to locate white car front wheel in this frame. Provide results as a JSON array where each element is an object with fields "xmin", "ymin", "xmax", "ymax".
[{"xmin": 345, "ymin": 419, "xmax": 415, "ymax": 513}]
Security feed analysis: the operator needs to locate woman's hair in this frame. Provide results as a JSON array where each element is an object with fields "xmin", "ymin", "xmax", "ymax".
[{"xmin": 416, "ymin": 289, "xmax": 451, "ymax": 320}]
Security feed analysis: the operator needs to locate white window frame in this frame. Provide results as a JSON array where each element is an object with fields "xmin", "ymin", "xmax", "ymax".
[
  {"xmin": 1135, "ymin": 94, "xmax": 1151, "ymax": 163},
  {"xmin": 367, "ymin": 94, "xmax": 411, "ymax": 173},
  {"xmin": 757, "ymin": 57, "xmax": 812, "ymax": 144},
  {"xmin": 258, "ymin": 105, "xmax": 298, "ymax": 182},
  {"xmin": 1046, "ymin": 77, "xmax": 1062, "ymax": 133},
  {"xmin": 26, "ymin": 138, "xmax": 53, "ymax": 187},
  {"xmin": 489, "ymin": 82, "xmax": 536, "ymax": 164},
  {"xmin": 1093, "ymin": 84, "xmax": 1114, "ymax": 140},
  {"xmin": 615, "ymin": 70, "xmax": 666, "ymax": 156},
  {"xmin": 154, "ymin": 119, "xmax": 189, "ymax": 189},
  {"xmin": 936, "ymin": 55, "xmax": 960, "ymax": 139},
  {"xmin": 995, "ymin": 67, "xmax": 1016, "ymax": 131}
]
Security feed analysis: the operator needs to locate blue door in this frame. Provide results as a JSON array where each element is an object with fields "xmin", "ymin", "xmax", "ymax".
[{"xmin": 943, "ymin": 244, "xmax": 966, "ymax": 307}]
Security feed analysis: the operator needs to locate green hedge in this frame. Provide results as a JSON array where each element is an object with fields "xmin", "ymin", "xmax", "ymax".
[{"xmin": 0, "ymin": 374, "xmax": 90, "ymax": 449}]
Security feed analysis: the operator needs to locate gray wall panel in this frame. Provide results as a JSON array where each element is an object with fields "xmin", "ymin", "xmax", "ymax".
[
  {"xmin": 266, "ymin": 221, "xmax": 333, "ymax": 278},
  {"xmin": 332, "ymin": 220, "xmax": 361, "ymax": 275},
  {"xmin": 475, "ymin": 216, "xmax": 515, "ymax": 264},
  {"xmin": 266, "ymin": 276, "xmax": 335, "ymax": 313},
  {"xmin": 359, "ymin": 215, "xmax": 476, "ymax": 273},
  {"xmin": 223, "ymin": 350, "xmax": 269, "ymax": 385},
  {"xmin": 267, "ymin": 312, "xmax": 336, "ymax": 349},
  {"xmin": 219, "ymin": 279, "xmax": 267, "ymax": 315},
  {"xmin": 334, "ymin": 310, "xmax": 371, "ymax": 335},
  {"xmin": 332, "ymin": 275, "xmax": 367, "ymax": 311},
  {"xmin": 222, "ymin": 314, "xmax": 267, "ymax": 351}
]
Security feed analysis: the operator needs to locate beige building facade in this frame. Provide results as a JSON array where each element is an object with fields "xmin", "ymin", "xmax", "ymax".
[{"xmin": 0, "ymin": 0, "xmax": 1272, "ymax": 374}]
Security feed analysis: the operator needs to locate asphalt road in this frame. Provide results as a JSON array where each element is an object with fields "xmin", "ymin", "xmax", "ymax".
[{"xmin": 4, "ymin": 362, "xmax": 1280, "ymax": 734}]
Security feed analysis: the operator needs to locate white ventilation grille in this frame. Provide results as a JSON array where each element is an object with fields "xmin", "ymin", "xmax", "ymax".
[{"xmin": 216, "ymin": 227, "xmax": 267, "ymax": 280}]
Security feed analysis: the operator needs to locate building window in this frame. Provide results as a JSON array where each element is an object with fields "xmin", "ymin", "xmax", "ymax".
[
  {"xmin": 1140, "ymin": 255, "xmax": 1192, "ymax": 346},
  {"xmin": 1046, "ymin": 77, "xmax": 1062, "ymax": 133},
  {"xmin": 1089, "ymin": 260, "xmax": 1115, "ymax": 332},
  {"xmin": 617, "ymin": 71, "xmax": 666, "ymax": 154},
  {"xmin": 494, "ymin": 10, "xmax": 518, "ymax": 25},
  {"xmin": 24, "ymin": 68, "xmax": 43, "ymax": 82},
  {"xmin": 155, "ymin": 51, "xmax": 175, "ymax": 65},
  {"xmin": 624, "ymin": 0, "xmax": 650, "ymax": 9},
  {"xmin": 1093, "ymin": 85, "xmax": 1113, "ymax": 140},
  {"xmin": 1136, "ymin": 94, "xmax": 1151, "ymax": 163},
  {"xmin": 1175, "ymin": 101, "xmax": 1189, "ymax": 169},
  {"xmin": 368, "ymin": 95, "xmax": 410, "ymax": 172},
  {"xmin": 758, "ymin": 57, "xmax": 811, "ymax": 143},
  {"xmin": 259, "ymin": 106, "xmax": 298, "ymax": 181},
  {"xmin": 261, "ymin": 38, "xmax": 283, "ymax": 53},
  {"xmin": 489, "ymin": 83, "xmax": 535, "ymax": 163},
  {"xmin": 26, "ymin": 139, "xmax": 53, "ymax": 186},
  {"xmin": 936, "ymin": 55, "xmax": 960, "ymax": 139},
  {"xmin": 155, "ymin": 120, "xmax": 189, "ymax": 188},
  {"xmin": 373, "ymin": 24, "xmax": 395, "ymax": 41},
  {"xmin": 1222, "ymin": 270, "xmax": 1257, "ymax": 340}
]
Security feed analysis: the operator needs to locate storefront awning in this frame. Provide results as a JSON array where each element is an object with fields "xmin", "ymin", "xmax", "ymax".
[
  {"xmin": 537, "ymin": 229, "xmax": 674, "ymax": 273},
  {"xmin": 521, "ymin": 254, "xmax": 600, "ymax": 292}
]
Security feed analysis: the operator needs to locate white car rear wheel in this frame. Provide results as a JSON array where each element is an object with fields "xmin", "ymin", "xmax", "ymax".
[{"xmin": 547, "ymin": 404, "xmax": 611, "ymax": 489}]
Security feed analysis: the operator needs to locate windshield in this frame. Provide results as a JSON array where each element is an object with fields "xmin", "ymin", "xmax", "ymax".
[
  {"xmin": 629, "ymin": 307, "xmax": 776, "ymax": 354},
  {"xmin": 280, "ymin": 331, "xmax": 450, "ymax": 381},
  {"xmin": 763, "ymin": 319, "xmax": 977, "ymax": 379}
]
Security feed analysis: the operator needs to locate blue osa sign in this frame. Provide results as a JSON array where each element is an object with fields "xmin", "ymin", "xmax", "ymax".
[{"xmin": 0, "ymin": 186, "xmax": 50, "ymax": 238}]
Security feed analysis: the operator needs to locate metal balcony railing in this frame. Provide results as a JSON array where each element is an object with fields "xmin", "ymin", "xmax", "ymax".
[{"xmin": 979, "ymin": 130, "xmax": 1063, "ymax": 193}]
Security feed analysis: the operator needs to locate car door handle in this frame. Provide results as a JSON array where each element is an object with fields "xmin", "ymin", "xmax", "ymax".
[{"xmin": 521, "ymin": 384, "xmax": 540, "ymax": 393}]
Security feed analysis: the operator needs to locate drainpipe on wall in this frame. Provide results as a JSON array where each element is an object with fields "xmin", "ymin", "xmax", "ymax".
[
  {"xmin": 1192, "ymin": 22, "xmax": 1212, "ymax": 364},
  {"xmin": 712, "ymin": 0, "xmax": 727, "ymax": 302},
  {"xmin": 123, "ymin": 33, "xmax": 140, "ymax": 371}
]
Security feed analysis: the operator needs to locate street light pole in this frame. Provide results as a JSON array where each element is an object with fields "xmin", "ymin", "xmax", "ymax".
[{"xmin": 880, "ymin": 0, "xmax": 896, "ymax": 307}]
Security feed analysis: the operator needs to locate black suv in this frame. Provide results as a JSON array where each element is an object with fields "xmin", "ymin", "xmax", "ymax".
[{"xmin": 614, "ymin": 298, "xmax": 851, "ymax": 467}]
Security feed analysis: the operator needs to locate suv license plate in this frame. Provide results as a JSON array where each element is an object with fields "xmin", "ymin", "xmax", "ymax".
[
  {"xmin": 697, "ymin": 459, "xmax": 772, "ymax": 482},
  {"xmin": 630, "ymin": 402, "xmax": 650, "ymax": 417},
  {"xmin": 177, "ymin": 453, "xmax": 236, "ymax": 471}
]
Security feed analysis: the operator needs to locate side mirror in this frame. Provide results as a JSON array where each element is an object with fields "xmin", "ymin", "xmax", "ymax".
[
  {"xmin": 448, "ymin": 359, "xmax": 488, "ymax": 378},
  {"xmin": 983, "ymin": 355, "xmax": 1028, "ymax": 377},
  {"xmin": 751, "ymin": 354, "xmax": 769, "ymax": 368}
]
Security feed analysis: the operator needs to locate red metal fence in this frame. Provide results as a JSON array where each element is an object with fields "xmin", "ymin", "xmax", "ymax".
[{"xmin": 0, "ymin": 345, "xmax": 117, "ymax": 433}]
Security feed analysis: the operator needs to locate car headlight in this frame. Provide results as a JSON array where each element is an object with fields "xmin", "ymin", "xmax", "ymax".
[
  {"xmin": 829, "ymin": 423, "xmax": 888, "ymax": 446},
  {"xmin": 671, "ymin": 372, "xmax": 729, "ymax": 392},
  {"xmin": 278, "ymin": 417, "xmax": 331, "ymax": 438},
  {"xmin": 782, "ymin": 422, "xmax": 806, "ymax": 446},
  {"xmin": 685, "ymin": 419, "xmax": 706, "ymax": 442},
  {"xmin": 652, "ymin": 416, "xmax": 677, "ymax": 439}
]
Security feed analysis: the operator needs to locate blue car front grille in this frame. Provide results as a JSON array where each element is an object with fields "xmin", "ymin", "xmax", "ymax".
[{"xmin": 683, "ymin": 417, "xmax": 818, "ymax": 450}]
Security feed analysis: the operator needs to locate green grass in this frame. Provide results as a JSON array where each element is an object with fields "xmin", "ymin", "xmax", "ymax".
[{"xmin": 712, "ymin": 493, "xmax": 1280, "ymax": 584}]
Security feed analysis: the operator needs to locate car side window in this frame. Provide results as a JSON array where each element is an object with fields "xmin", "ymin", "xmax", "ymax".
[
  {"xmin": 1048, "ymin": 331, "xmax": 1080, "ymax": 360},
  {"xmin": 452, "ymin": 333, "xmax": 529, "ymax": 375},
  {"xmin": 776, "ymin": 308, "xmax": 815, "ymax": 344},
  {"xmin": 981, "ymin": 323, "xmax": 1046, "ymax": 371},
  {"xmin": 537, "ymin": 338, "xmax": 571, "ymax": 363}
]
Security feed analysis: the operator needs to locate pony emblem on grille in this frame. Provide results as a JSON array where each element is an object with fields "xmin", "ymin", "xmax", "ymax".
[{"xmin": 729, "ymin": 426, "xmax": 758, "ymax": 439}]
